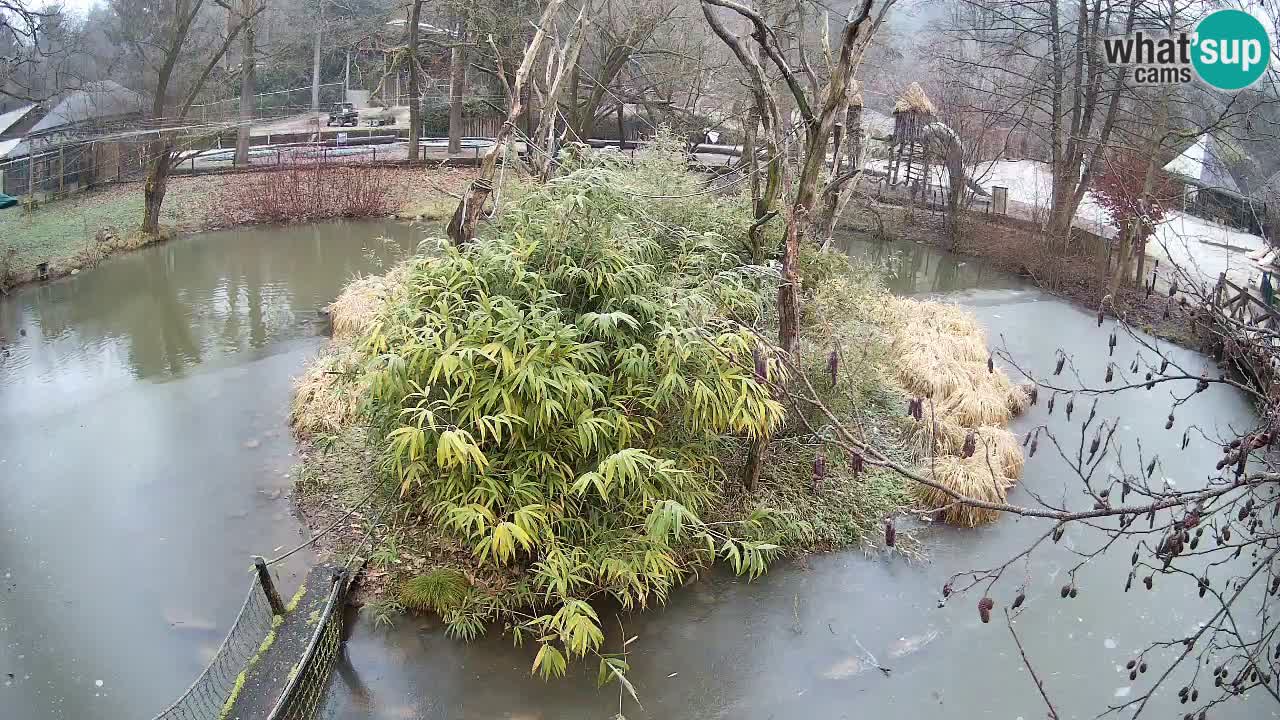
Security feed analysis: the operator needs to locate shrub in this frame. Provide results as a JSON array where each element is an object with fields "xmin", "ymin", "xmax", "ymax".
[
  {"xmin": 358, "ymin": 138, "xmax": 792, "ymax": 675},
  {"xmin": 213, "ymin": 163, "xmax": 394, "ymax": 226}
]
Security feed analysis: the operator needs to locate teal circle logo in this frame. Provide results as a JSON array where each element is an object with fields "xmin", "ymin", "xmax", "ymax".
[{"xmin": 1193, "ymin": 9, "xmax": 1270, "ymax": 90}]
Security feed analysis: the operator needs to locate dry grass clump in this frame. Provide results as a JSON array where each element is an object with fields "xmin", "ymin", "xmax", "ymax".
[
  {"xmin": 909, "ymin": 409, "xmax": 1023, "ymax": 480},
  {"xmin": 888, "ymin": 298, "xmax": 1028, "ymax": 525},
  {"xmin": 294, "ymin": 264, "xmax": 412, "ymax": 435},
  {"xmin": 329, "ymin": 274, "xmax": 392, "ymax": 343},
  {"xmin": 290, "ymin": 347, "xmax": 368, "ymax": 435},
  {"xmin": 918, "ymin": 455, "xmax": 1013, "ymax": 527}
]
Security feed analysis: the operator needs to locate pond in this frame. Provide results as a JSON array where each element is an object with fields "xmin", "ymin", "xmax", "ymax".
[
  {"xmin": 0, "ymin": 219, "xmax": 422, "ymax": 719},
  {"xmin": 0, "ymin": 222, "xmax": 1270, "ymax": 720}
]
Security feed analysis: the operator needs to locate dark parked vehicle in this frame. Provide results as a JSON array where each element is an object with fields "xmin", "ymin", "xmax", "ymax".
[{"xmin": 327, "ymin": 102, "xmax": 358, "ymax": 127}]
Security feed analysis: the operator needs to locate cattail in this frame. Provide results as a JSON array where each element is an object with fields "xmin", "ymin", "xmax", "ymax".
[
  {"xmin": 1105, "ymin": 365, "xmax": 1114, "ymax": 383},
  {"xmin": 1108, "ymin": 332, "xmax": 1117, "ymax": 355},
  {"xmin": 978, "ymin": 596, "xmax": 994, "ymax": 623},
  {"xmin": 1054, "ymin": 355, "xmax": 1065, "ymax": 375},
  {"xmin": 753, "ymin": 347, "xmax": 767, "ymax": 382},
  {"xmin": 813, "ymin": 455, "xmax": 826, "ymax": 493},
  {"xmin": 884, "ymin": 517, "xmax": 896, "ymax": 547},
  {"xmin": 1047, "ymin": 393, "xmax": 1056, "ymax": 414},
  {"xmin": 827, "ymin": 348, "xmax": 839, "ymax": 386},
  {"xmin": 962, "ymin": 430, "xmax": 976, "ymax": 458},
  {"xmin": 987, "ymin": 354, "xmax": 994, "ymax": 373}
]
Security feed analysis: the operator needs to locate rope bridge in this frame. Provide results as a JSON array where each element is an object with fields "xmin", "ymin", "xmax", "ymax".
[{"xmin": 151, "ymin": 559, "xmax": 358, "ymax": 720}]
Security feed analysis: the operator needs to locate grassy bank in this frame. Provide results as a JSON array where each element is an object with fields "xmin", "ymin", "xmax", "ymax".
[
  {"xmin": 0, "ymin": 165, "xmax": 476, "ymax": 291},
  {"xmin": 288, "ymin": 141, "xmax": 1028, "ymax": 679}
]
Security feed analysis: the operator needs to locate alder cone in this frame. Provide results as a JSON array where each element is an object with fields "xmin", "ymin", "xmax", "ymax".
[{"xmin": 978, "ymin": 596, "xmax": 994, "ymax": 623}]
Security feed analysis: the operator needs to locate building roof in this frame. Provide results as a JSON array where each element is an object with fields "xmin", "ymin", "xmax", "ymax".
[
  {"xmin": 28, "ymin": 80, "xmax": 145, "ymax": 135},
  {"xmin": 0, "ymin": 138, "xmax": 21, "ymax": 160},
  {"xmin": 893, "ymin": 83, "xmax": 936, "ymax": 115},
  {"xmin": 1162, "ymin": 134, "xmax": 1242, "ymax": 195},
  {"xmin": 0, "ymin": 104, "xmax": 37, "ymax": 136}
]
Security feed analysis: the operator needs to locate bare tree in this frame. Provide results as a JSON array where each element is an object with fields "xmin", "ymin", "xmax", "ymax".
[
  {"xmin": 404, "ymin": 0, "xmax": 424, "ymax": 161},
  {"xmin": 446, "ymin": 0, "xmax": 567, "ymax": 245},
  {"xmin": 938, "ymin": 0, "xmax": 1136, "ymax": 242},
  {"xmin": 111, "ymin": 0, "xmax": 261, "ymax": 235},
  {"xmin": 234, "ymin": 0, "xmax": 259, "ymax": 166},
  {"xmin": 447, "ymin": 5, "xmax": 467, "ymax": 155}
]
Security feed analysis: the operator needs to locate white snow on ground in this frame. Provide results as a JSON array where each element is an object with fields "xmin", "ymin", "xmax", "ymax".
[
  {"xmin": 870, "ymin": 155, "xmax": 1272, "ymax": 288},
  {"xmin": 964, "ymin": 159, "xmax": 1267, "ymax": 288},
  {"xmin": 1147, "ymin": 211, "xmax": 1268, "ymax": 289}
]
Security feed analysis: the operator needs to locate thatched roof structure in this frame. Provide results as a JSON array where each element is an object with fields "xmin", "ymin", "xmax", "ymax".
[{"xmin": 893, "ymin": 82, "xmax": 936, "ymax": 115}]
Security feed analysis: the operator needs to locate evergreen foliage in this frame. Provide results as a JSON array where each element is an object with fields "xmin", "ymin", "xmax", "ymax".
[{"xmin": 362, "ymin": 139, "xmax": 792, "ymax": 674}]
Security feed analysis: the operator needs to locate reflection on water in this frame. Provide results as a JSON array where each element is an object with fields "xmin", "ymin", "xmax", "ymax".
[
  {"xmin": 0, "ymin": 219, "xmax": 422, "ymax": 720},
  {"xmin": 317, "ymin": 234, "xmax": 1269, "ymax": 720},
  {"xmin": 835, "ymin": 234, "xmax": 1026, "ymax": 296},
  {"xmin": 1, "ymin": 224, "xmax": 1269, "ymax": 720}
]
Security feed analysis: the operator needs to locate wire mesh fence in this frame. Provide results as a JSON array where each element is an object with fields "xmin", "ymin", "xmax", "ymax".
[
  {"xmin": 151, "ymin": 579, "xmax": 277, "ymax": 720},
  {"xmin": 188, "ymin": 83, "xmax": 345, "ymax": 124},
  {"xmin": 267, "ymin": 570, "xmax": 352, "ymax": 720}
]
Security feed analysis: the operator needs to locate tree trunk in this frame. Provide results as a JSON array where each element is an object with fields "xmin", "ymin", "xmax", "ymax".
[
  {"xmin": 615, "ymin": 101, "xmax": 625, "ymax": 147},
  {"xmin": 1109, "ymin": 221, "xmax": 1133, "ymax": 297},
  {"xmin": 406, "ymin": 0, "xmax": 423, "ymax": 161},
  {"xmin": 777, "ymin": 207, "xmax": 805, "ymax": 356},
  {"xmin": 846, "ymin": 103, "xmax": 863, "ymax": 170},
  {"xmin": 447, "ymin": 14, "xmax": 467, "ymax": 155},
  {"xmin": 310, "ymin": 16, "xmax": 322, "ymax": 112},
  {"xmin": 234, "ymin": 0, "xmax": 256, "ymax": 167},
  {"xmin": 447, "ymin": 0, "xmax": 565, "ymax": 245},
  {"xmin": 142, "ymin": 139, "xmax": 174, "ymax": 236},
  {"xmin": 742, "ymin": 437, "xmax": 765, "ymax": 492}
]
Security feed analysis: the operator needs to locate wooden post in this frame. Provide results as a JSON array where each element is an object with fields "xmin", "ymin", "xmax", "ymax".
[{"xmin": 253, "ymin": 556, "xmax": 286, "ymax": 615}]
